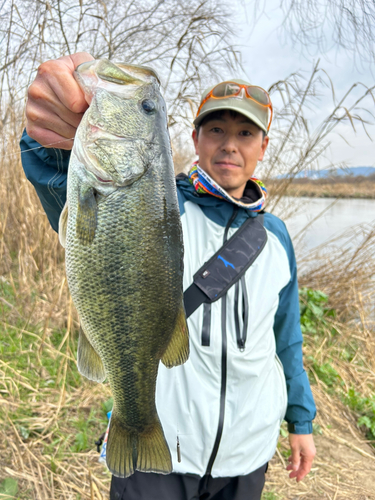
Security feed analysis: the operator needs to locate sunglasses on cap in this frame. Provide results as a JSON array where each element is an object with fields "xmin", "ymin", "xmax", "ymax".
[{"xmin": 196, "ymin": 82, "xmax": 273, "ymax": 132}]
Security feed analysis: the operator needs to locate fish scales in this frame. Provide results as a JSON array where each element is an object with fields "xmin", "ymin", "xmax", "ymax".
[{"xmin": 59, "ymin": 59, "xmax": 189, "ymax": 478}]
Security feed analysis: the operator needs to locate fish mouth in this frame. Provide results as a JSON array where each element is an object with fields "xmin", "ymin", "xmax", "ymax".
[
  {"xmin": 94, "ymin": 174, "xmax": 114, "ymax": 184},
  {"xmin": 88, "ymin": 125, "xmax": 128, "ymax": 141},
  {"xmin": 85, "ymin": 167, "xmax": 115, "ymax": 185}
]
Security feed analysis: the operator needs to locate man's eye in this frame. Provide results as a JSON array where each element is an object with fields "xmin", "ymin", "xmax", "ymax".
[
  {"xmin": 211, "ymin": 127, "xmax": 222, "ymax": 133},
  {"xmin": 240, "ymin": 130, "xmax": 252, "ymax": 136}
]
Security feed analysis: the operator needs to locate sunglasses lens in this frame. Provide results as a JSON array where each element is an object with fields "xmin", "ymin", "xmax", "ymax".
[
  {"xmin": 247, "ymin": 86, "xmax": 270, "ymax": 105},
  {"xmin": 212, "ymin": 82, "xmax": 241, "ymax": 98}
]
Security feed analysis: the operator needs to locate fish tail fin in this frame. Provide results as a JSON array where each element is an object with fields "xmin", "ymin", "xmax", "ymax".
[
  {"xmin": 137, "ymin": 419, "xmax": 172, "ymax": 474},
  {"xmin": 161, "ymin": 304, "xmax": 189, "ymax": 368},
  {"xmin": 106, "ymin": 412, "xmax": 172, "ymax": 478},
  {"xmin": 106, "ymin": 411, "xmax": 136, "ymax": 478}
]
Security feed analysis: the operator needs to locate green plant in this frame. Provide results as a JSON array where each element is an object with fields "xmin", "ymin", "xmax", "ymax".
[
  {"xmin": 0, "ymin": 478, "xmax": 18, "ymax": 499},
  {"xmin": 306, "ymin": 356, "xmax": 342, "ymax": 390},
  {"xmin": 312, "ymin": 423, "xmax": 323, "ymax": 435},
  {"xmin": 281, "ymin": 448, "xmax": 292, "ymax": 458},
  {"xmin": 344, "ymin": 388, "xmax": 375, "ymax": 441},
  {"xmin": 71, "ymin": 408, "xmax": 99, "ymax": 453},
  {"xmin": 314, "ymin": 360, "xmax": 340, "ymax": 387},
  {"xmin": 262, "ymin": 491, "xmax": 282, "ymax": 500},
  {"xmin": 299, "ymin": 288, "xmax": 336, "ymax": 335},
  {"xmin": 279, "ymin": 421, "xmax": 288, "ymax": 438},
  {"xmin": 102, "ymin": 397, "xmax": 113, "ymax": 415}
]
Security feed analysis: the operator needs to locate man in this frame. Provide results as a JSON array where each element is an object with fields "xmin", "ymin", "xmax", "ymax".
[{"xmin": 21, "ymin": 52, "xmax": 316, "ymax": 500}]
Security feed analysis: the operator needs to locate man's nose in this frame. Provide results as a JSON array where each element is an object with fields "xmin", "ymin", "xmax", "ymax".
[{"xmin": 221, "ymin": 136, "xmax": 238, "ymax": 153}]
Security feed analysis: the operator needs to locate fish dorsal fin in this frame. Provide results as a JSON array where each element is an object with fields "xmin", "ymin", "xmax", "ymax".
[
  {"xmin": 116, "ymin": 63, "xmax": 160, "ymax": 84},
  {"xmin": 58, "ymin": 202, "xmax": 69, "ymax": 248},
  {"xmin": 96, "ymin": 59, "xmax": 143, "ymax": 86}
]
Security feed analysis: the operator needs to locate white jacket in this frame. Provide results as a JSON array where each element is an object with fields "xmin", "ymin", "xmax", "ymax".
[{"xmin": 155, "ymin": 176, "xmax": 315, "ymax": 478}]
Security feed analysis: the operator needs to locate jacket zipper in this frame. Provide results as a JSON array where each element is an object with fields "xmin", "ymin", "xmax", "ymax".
[
  {"xmin": 205, "ymin": 206, "xmax": 238, "ymax": 476},
  {"xmin": 201, "ymin": 303, "xmax": 211, "ymax": 346},
  {"xmin": 234, "ymin": 276, "xmax": 249, "ymax": 351}
]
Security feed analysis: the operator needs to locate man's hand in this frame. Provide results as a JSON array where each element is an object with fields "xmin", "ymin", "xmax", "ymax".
[
  {"xmin": 26, "ymin": 52, "xmax": 94, "ymax": 150},
  {"xmin": 286, "ymin": 433, "xmax": 316, "ymax": 482}
]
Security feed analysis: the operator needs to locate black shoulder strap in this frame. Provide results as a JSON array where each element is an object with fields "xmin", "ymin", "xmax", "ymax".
[{"xmin": 183, "ymin": 214, "xmax": 267, "ymax": 318}]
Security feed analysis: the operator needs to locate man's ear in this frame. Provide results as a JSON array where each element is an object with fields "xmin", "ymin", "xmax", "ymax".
[
  {"xmin": 192, "ymin": 129, "xmax": 199, "ymax": 155},
  {"xmin": 258, "ymin": 135, "xmax": 269, "ymax": 162}
]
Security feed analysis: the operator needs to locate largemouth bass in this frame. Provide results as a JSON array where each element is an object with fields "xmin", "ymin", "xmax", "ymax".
[{"xmin": 58, "ymin": 59, "xmax": 189, "ymax": 478}]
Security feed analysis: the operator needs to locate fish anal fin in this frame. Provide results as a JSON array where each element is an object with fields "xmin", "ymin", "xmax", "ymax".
[
  {"xmin": 76, "ymin": 186, "xmax": 97, "ymax": 245},
  {"xmin": 77, "ymin": 326, "xmax": 106, "ymax": 383},
  {"xmin": 161, "ymin": 305, "xmax": 189, "ymax": 368},
  {"xmin": 106, "ymin": 411, "xmax": 172, "ymax": 478},
  {"xmin": 58, "ymin": 202, "xmax": 68, "ymax": 248}
]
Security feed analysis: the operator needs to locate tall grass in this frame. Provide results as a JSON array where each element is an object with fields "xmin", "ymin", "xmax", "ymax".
[
  {"xmin": 0, "ymin": 117, "xmax": 71, "ymax": 327},
  {"xmin": 270, "ymin": 178, "xmax": 375, "ymax": 199},
  {"xmin": 0, "ymin": 119, "xmax": 104, "ymax": 498}
]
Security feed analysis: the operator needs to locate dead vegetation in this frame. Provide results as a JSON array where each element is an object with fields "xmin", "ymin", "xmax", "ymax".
[{"xmin": 269, "ymin": 176, "xmax": 375, "ymax": 199}]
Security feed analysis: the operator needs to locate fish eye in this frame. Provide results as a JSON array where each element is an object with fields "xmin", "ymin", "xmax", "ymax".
[{"xmin": 142, "ymin": 99, "xmax": 155, "ymax": 113}]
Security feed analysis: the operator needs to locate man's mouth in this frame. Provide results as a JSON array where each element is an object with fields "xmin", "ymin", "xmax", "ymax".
[{"xmin": 214, "ymin": 161, "xmax": 241, "ymax": 168}]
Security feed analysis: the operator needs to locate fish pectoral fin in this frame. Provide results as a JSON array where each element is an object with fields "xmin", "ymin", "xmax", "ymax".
[
  {"xmin": 161, "ymin": 305, "xmax": 189, "ymax": 368},
  {"xmin": 76, "ymin": 185, "xmax": 97, "ymax": 245},
  {"xmin": 58, "ymin": 202, "xmax": 68, "ymax": 248},
  {"xmin": 106, "ymin": 411, "xmax": 172, "ymax": 478},
  {"xmin": 77, "ymin": 326, "xmax": 106, "ymax": 383}
]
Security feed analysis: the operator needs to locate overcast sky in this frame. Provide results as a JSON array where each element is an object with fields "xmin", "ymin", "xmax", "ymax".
[{"xmin": 225, "ymin": 0, "xmax": 375, "ymax": 169}]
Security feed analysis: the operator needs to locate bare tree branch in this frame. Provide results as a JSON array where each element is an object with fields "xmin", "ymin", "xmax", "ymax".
[{"xmin": 264, "ymin": 0, "xmax": 375, "ymax": 66}]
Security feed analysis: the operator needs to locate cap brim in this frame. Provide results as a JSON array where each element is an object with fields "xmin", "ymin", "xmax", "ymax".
[{"xmin": 193, "ymin": 98, "xmax": 268, "ymax": 133}]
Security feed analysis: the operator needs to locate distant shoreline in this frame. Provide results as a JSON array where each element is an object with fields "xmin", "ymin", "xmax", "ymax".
[{"xmin": 269, "ymin": 180, "xmax": 375, "ymax": 199}]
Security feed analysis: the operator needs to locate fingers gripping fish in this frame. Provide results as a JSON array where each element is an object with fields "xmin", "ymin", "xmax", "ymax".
[{"xmin": 58, "ymin": 59, "xmax": 189, "ymax": 478}]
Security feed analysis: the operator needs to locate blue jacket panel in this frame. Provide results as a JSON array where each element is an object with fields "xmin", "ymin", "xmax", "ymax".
[{"xmin": 20, "ymin": 129, "xmax": 69, "ymax": 231}]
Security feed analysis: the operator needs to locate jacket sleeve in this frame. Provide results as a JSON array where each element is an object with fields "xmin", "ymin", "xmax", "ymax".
[
  {"xmin": 20, "ymin": 129, "xmax": 71, "ymax": 232},
  {"xmin": 268, "ymin": 215, "xmax": 317, "ymax": 435}
]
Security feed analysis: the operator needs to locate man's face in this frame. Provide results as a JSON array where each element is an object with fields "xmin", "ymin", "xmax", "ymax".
[{"xmin": 192, "ymin": 111, "xmax": 269, "ymax": 199}]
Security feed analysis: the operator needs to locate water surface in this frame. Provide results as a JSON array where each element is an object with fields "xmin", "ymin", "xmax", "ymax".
[{"xmin": 273, "ymin": 197, "xmax": 375, "ymax": 252}]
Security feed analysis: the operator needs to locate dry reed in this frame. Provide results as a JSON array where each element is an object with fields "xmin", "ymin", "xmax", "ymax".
[
  {"xmin": 297, "ymin": 222, "xmax": 375, "ymax": 317},
  {"xmin": 270, "ymin": 180, "xmax": 375, "ymax": 199}
]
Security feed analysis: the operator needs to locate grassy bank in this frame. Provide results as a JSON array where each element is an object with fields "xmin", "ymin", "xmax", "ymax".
[
  {"xmin": 0, "ymin": 275, "xmax": 113, "ymax": 499},
  {"xmin": 2, "ymin": 277, "xmax": 375, "ymax": 499},
  {"xmin": 263, "ymin": 288, "xmax": 375, "ymax": 499},
  {"xmin": 269, "ymin": 177, "xmax": 375, "ymax": 199}
]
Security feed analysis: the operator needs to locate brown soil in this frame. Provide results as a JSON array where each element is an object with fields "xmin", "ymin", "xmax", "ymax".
[{"xmin": 264, "ymin": 387, "xmax": 375, "ymax": 500}]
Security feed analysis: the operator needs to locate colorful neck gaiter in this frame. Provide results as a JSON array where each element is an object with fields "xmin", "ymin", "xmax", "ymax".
[{"xmin": 188, "ymin": 161, "xmax": 267, "ymax": 212}]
